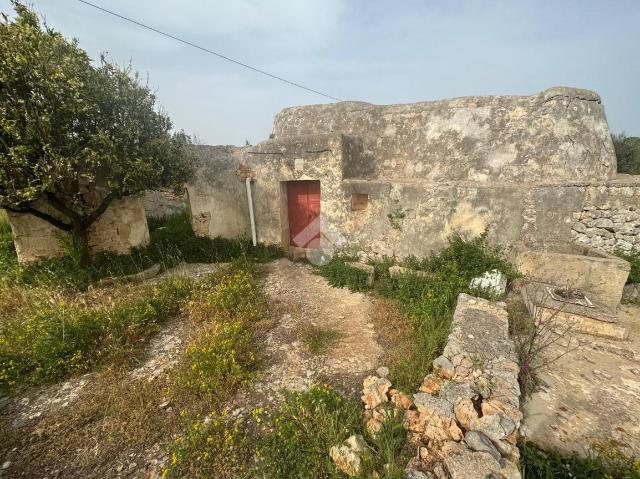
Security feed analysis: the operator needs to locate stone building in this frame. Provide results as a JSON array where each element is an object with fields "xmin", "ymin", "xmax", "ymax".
[{"xmin": 187, "ymin": 86, "xmax": 640, "ymax": 259}]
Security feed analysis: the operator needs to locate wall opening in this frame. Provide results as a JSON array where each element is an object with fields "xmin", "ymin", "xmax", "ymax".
[{"xmin": 351, "ymin": 193, "xmax": 368, "ymax": 211}]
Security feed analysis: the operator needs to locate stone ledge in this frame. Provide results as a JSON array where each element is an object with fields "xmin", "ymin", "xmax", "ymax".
[{"xmin": 361, "ymin": 294, "xmax": 522, "ymax": 479}]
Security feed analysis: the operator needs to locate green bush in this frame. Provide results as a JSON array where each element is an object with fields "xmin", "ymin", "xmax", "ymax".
[
  {"xmin": 164, "ymin": 265, "xmax": 267, "ymax": 476},
  {"xmin": 164, "ymin": 413, "xmax": 251, "ymax": 479},
  {"xmin": 612, "ymin": 133, "xmax": 640, "ymax": 175},
  {"xmin": 618, "ymin": 250, "xmax": 640, "ymax": 285},
  {"xmin": 0, "ymin": 277, "xmax": 193, "ymax": 387},
  {"xmin": 0, "ymin": 212, "xmax": 283, "ymax": 290},
  {"xmin": 519, "ymin": 441, "xmax": 640, "ymax": 478},
  {"xmin": 377, "ymin": 233, "xmax": 518, "ymax": 391},
  {"xmin": 257, "ymin": 385, "xmax": 363, "ymax": 479},
  {"xmin": 318, "ymin": 257, "xmax": 371, "ymax": 291}
]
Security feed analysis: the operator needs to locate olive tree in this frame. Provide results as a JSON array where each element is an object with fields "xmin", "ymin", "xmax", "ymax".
[{"xmin": 0, "ymin": 3, "xmax": 194, "ymax": 264}]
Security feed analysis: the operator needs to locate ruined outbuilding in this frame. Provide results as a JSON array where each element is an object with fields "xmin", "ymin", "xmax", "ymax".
[{"xmin": 188, "ymin": 87, "xmax": 640, "ymax": 259}]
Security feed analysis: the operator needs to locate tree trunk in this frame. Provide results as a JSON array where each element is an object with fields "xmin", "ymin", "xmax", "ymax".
[{"xmin": 72, "ymin": 222, "xmax": 91, "ymax": 267}]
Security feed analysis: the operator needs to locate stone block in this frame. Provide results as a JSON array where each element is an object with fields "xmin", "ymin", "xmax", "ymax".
[{"xmin": 347, "ymin": 262, "xmax": 375, "ymax": 287}]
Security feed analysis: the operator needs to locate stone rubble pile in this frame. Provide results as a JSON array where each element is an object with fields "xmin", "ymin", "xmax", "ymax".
[
  {"xmin": 358, "ymin": 294, "xmax": 522, "ymax": 479},
  {"xmin": 572, "ymin": 205, "xmax": 640, "ymax": 252}
]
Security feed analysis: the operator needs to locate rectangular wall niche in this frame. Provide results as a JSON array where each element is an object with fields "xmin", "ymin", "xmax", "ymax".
[{"xmin": 351, "ymin": 193, "xmax": 368, "ymax": 211}]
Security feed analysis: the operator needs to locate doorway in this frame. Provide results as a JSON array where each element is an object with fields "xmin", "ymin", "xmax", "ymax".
[{"xmin": 286, "ymin": 180, "xmax": 320, "ymax": 249}]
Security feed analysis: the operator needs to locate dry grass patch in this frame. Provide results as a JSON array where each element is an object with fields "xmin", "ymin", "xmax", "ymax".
[
  {"xmin": 0, "ymin": 371, "xmax": 178, "ymax": 478},
  {"xmin": 300, "ymin": 324, "xmax": 343, "ymax": 355},
  {"xmin": 370, "ymin": 297, "xmax": 418, "ymax": 391}
]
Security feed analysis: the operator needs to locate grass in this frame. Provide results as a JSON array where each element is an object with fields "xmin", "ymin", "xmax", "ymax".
[
  {"xmin": 618, "ymin": 250, "xmax": 640, "ymax": 285},
  {"xmin": 300, "ymin": 324, "xmax": 343, "ymax": 355},
  {"xmin": 1, "ymin": 370, "xmax": 178, "ymax": 478},
  {"xmin": 0, "ymin": 262, "xmax": 270, "ymax": 479},
  {"xmin": 256, "ymin": 385, "xmax": 408, "ymax": 479},
  {"xmin": 163, "ymin": 264, "xmax": 270, "ymax": 478},
  {"xmin": 0, "ymin": 212, "xmax": 282, "ymax": 291},
  {"xmin": 318, "ymin": 257, "xmax": 371, "ymax": 291},
  {"xmin": 0, "ymin": 276, "xmax": 193, "ymax": 388},
  {"xmin": 377, "ymin": 235, "xmax": 518, "ymax": 392},
  {"xmin": 519, "ymin": 441, "xmax": 640, "ymax": 479}
]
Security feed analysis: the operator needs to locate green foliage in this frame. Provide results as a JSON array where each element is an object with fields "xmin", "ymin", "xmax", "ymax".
[
  {"xmin": 377, "ymin": 233, "xmax": 518, "ymax": 391},
  {"xmin": 163, "ymin": 265, "xmax": 267, "ymax": 477},
  {"xmin": 519, "ymin": 441, "xmax": 640, "ymax": 479},
  {"xmin": 164, "ymin": 414, "xmax": 251, "ymax": 479},
  {"xmin": 256, "ymin": 384, "xmax": 363, "ymax": 479},
  {"xmin": 300, "ymin": 324, "xmax": 343, "ymax": 355},
  {"xmin": 387, "ymin": 208, "xmax": 406, "ymax": 230},
  {"xmin": 318, "ymin": 257, "xmax": 371, "ymax": 291},
  {"xmin": 618, "ymin": 250, "xmax": 640, "ymax": 285},
  {"xmin": 172, "ymin": 268, "xmax": 265, "ymax": 405},
  {"xmin": 0, "ymin": 3, "xmax": 195, "ymax": 260},
  {"xmin": 0, "ymin": 277, "xmax": 192, "ymax": 387},
  {"xmin": 612, "ymin": 133, "xmax": 640, "ymax": 175},
  {"xmin": 404, "ymin": 233, "xmax": 519, "ymax": 281},
  {"xmin": 0, "ymin": 212, "xmax": 282, "ymax": 291},
  {"xmin": 363, "ymin": 411, "xmax": 409, "ymax": 479}
]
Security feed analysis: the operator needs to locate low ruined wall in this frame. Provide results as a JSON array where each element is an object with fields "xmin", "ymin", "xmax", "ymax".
[
  {"xmin": 361, "ymin": 294, "xmax": 522, "ymax": 478},
  {"xmin": 143, "ymin": 190, "xmax": 187, "ymax": 219},
  {"xmin": 406, "ymin": 294, "xmax": 522, "ymax": 478},
  {"xmin": 8, "ymin": 196, "xmax": 149, "ymax": 263},
  {"xmin": 272, "ymin": 87, "xmax": 616, "ymax": 183},
  {"xmin": 186, "ymin": 145, "xmax": 249, "ymax": 239}
]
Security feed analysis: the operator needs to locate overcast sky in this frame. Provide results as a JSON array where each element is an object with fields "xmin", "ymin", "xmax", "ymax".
[{"xmin": 2, "ymin": 0, "xmax": 639, "ymax": 145}]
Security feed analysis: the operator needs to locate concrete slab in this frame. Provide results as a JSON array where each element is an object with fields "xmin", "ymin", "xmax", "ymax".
[
  {"xmin": 521, "ymin": 303, "xmax": 640, "ymax": 457},
  {"xmin": 522, "ymin": 282, "xmax": 628, "ymax": 340}
]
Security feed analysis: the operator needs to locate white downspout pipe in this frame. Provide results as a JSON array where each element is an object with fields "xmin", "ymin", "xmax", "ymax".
[{"xmin": 246, "ymin": 177, "xmax": 257, "ymax": 247}]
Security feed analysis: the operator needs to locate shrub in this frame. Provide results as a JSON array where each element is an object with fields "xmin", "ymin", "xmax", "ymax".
[
  {"xmin": 300, "ymin": 324, "xmax": 343, "ymax": 355},
  {"xmin": 0, "ymin": 212, "xmax": 283, "ymax": 291},
  {"xmin": 376, "ymin": 233, "xmax": 518, "ymax": 391},
  {"xmin": 257, "ymin": 385, "xmax": 363, "ymax": 479},
  {"xmin": 519, "ymin": 440, "xmax": 640, "ymax": 478},
  {"xmin": 172, "ymin": 319, "xmax": 257, "ymax": 405},
  {"xmin": 0, "ymin": 277, "xmax": 192, "ymax": 387},
  {"xmin": 612, "ymin": 133, "xmax": 640, "ymax": 175},
  {"xmin": 165, "ymin": 264, "xmax": 267, "ymax": 474},
  {"xmin": 318, "ymin": 257, "xmax": 371, "ymax": 291},
  {"xmin": 163, "ymin": 413, "xmax": 251, "ymax": 479},
  {"xmin": 618, "ymin": 250, "xmax": 640, "ymax": 285}
]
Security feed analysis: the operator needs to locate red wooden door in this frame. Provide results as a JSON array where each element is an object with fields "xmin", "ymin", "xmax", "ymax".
[{"xmin": 287, "ymin": 180, "xmax": 321, "ymax": 249}]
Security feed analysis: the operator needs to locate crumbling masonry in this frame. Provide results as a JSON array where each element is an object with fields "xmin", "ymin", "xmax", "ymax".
[{"xmin": 188, "ymin": 86, "xmax": 640, "ymax": 259}]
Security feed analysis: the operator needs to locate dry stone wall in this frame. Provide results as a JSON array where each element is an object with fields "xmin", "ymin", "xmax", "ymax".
[
  {"xmin": 571, "ymin": 183, "xmax": 640, "ymax": 253},
  {"xmin": 8, "ymin": 196, "xmax": 149, "ymax": 263},
  {"xmin": 359, "ymin": 294, "xmax": 522, "ymax": 479}
]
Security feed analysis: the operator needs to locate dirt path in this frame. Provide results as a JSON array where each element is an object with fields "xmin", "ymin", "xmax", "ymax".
[
  {"xmin": 0, "ymin": 259, "xmax": 383, "ymax": 478},
  {"xmin": 231, "ymin": 258, "xmax": 383, "ymax": 414}
]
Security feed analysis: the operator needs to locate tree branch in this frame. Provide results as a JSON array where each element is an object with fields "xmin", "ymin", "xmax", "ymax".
[
  {"xmin": 5, "ymin": 205, "xmax": 73, "ymax": 232},
  {"xmin": 82, "ymin": 191, "xmax": 119, "ymax": 228},
  {"xmin": 45, "ymin": 192, "xmax": 82, "ymax": 222}
]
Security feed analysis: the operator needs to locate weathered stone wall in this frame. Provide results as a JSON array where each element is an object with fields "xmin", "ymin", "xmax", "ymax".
[
  {"xmin": 143, "ymin": 190, "xmax": 188, "ymax": 219},
  {"xmin": 242, "ymin": 134, "xmax": 353, "ymax": 248},
  {"xmin": 273, "ymin": 87, "xmax": 616, "ymax": 183},
  {"xmin": 187, "ymin": 88, "xmax": 640, "ymax": 259},
  {"xmin": 185, "ymin": 145, "xmax": 249, "ymax": 238},
  {"xmin": 8, "ymin": 196, "xmax": 149, "ymax": 263},
  {"xmin": 570, "ymin": 179, "xmax": 640, "ymax": 253}
]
